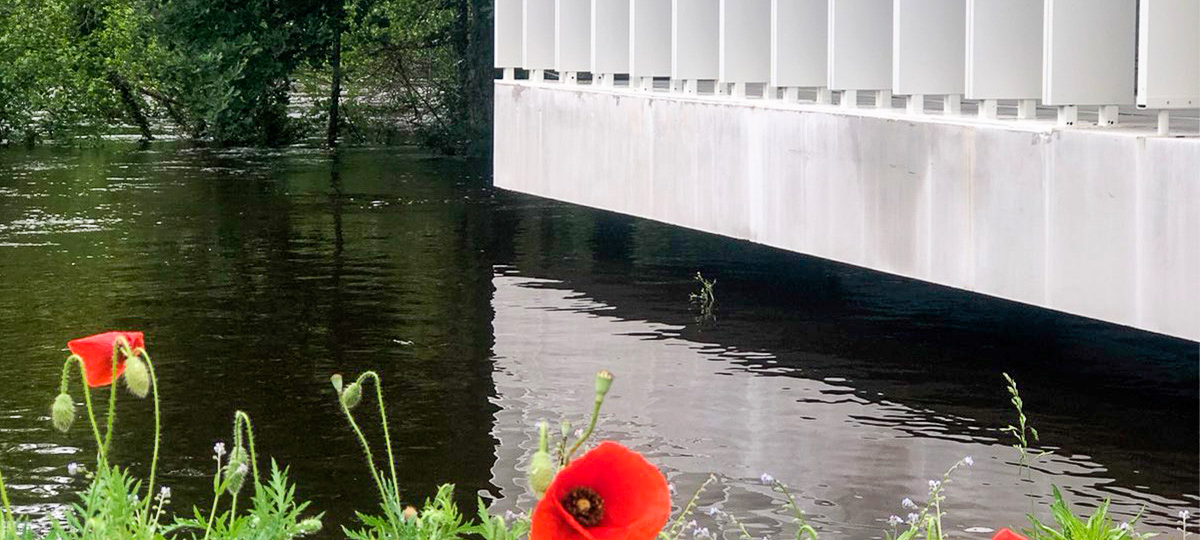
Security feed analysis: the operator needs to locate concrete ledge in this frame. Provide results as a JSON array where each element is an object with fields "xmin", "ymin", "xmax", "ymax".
[{"xmin": 493, "ymin": 81, "xmax": 1200, "ymax": 340}]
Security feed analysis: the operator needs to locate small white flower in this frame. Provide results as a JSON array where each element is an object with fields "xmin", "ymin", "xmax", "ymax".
[
  {"xmin": 213, "ymin": 442, "xmax": 226, "ymax": 460},
  {"xmin": 693, "ymin": 527, "xmax": 712, "ymax": 539},
  {"xmin": 574, "ymin": 428, "xmax": 584, "ymax": 439},
  {"xmin": 1119, "ymin": 522, "xmax": 1130, "ymax": 531},
  {"xmin": 928, "ymin": 480, "xmax": 941, "ymax": 491},
  {"xmin": 1180, "ymin": 510, "xmax": 1191, "ymax": 522},
  {"xmin": 963, "ymin": 456, "xmax": 975, "ymax": 467},
  {"xmin": 685, "ymin": 520, "xmax": 698, "ymax": 531},
  {"xmin": 907, "ymin": 513, "xmax": 920, "ymax": 525},
  {"xmin": 888, "ymin": 515, "xmax": 904, "ymax": 527},
  {"xmin": 901, "ymin": 498, "xmax": 917, "ymax": 509},
  {"xmin": 705, "ymin": 506, "xmax": 720, "ymax": 517},
  {"xmin": 159, "ymin": 486, "xmax": 171, "ymax": 500},
  {"xmin": 67, "ymin": 462, "xmax": 81, "ymax": 476},
  {"xmin": 760, "ymin": 473, "xmax": 775, "ymax": 485}
]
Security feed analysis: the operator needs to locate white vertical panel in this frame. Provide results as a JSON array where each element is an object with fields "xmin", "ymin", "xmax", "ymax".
[
  {"xmin": 771, "ymin": 0, "xmax": 828, "ymax": 88},
  {"xmin": 524, "ymin": 0, "xmax": 556, "ymax": 70},
  {"xmin": 892, "ymin": 0, "xmax": 964, "ymax": 95},
  {"xmin": 672, "ymin": 0, "xmax": 720, "ymax": 80},
  {"xmin": 719, "ymin": 0, "xmax": 771, "ymax": 83},
  {"xmin": 557, "ymin": 0, "xmax": 591, "ymax": 72},
  {"xmin": 1136, "ymin": 0, "xmax": 1200, "ymax": 109},
  {"xmin": 965, "ymin": 0, "xmax": 1042, "ymax": 100},
  {"xmin": 631, "ymin": 0, "xmax": 673, "ymax": 77},
  {"xmin": 496, "ymin": 0, "xmax": 524, "ymax": 68},
  {"xmin": 592, "ymin": 0, "xmax": 631, "ymax": 74},
  {"xmin": 1043, "ymin": 0, "xmax": 1136, "ymax": 105},
  {"xmin": 828, "ymin": 0, "xmax": 893, "ymax": 90}
]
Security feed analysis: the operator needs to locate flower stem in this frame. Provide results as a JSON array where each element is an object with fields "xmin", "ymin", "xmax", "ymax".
[
  {"xmin": 341, "ymin": 396, "xmax": 387, "ymax": 503},
  {"xmin": 565, "ymin": 398, "xmax": 603, "ymax": 463},
  {"xmin": 360, "ymin": 372, "xmax": 399, "ymax": 491},
  {"xmin": 0, "ymin": 467, "xmax": 11, "ymax": 533},
  {"xmin": 102, "ymin": 337, "xmax": 133, "ymax": 457},
  {"xmin": 61, "ymin": 356, "xmax": 106, "ymax": 462},
  {"xmin": 202, "ymin": 453, "xmax": 224, "ymax": 540},
  {"xmin": 229, "ymin": 492, "xmax": 238, "ymax": 529},
  {"xmin": 137, "ymin": 349, "xmax": 162, "ymax": 521},
  {"xmin": 233, "ymin": 411, "xmax": 261, "ymax": 487}
]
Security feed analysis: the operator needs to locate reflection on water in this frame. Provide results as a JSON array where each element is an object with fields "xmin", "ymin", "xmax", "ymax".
[{"xmin": 0, "ymin": 143, "xmax": 1195, "ymax": 537}]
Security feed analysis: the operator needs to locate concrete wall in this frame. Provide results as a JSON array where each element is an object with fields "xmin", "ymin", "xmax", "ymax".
[{"xmin": 494, "ymin": 81, "xmax": 1200, "ymax": 341}]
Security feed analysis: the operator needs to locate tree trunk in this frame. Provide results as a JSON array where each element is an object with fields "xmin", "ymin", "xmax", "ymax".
[
  {"xmin": 108, "ymin": 71, "xmax": 153, "ymax": 141},
  {"xmin": 327, "ymin": 22, "xmax": 342, "ymax": 148}
]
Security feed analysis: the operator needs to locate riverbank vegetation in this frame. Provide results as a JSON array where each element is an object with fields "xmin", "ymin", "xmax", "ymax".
[
  {"xmin": 0, "ymin": 332, "xmax": 1186, "ymax": 539},
  {"xmin": 0, "ymin": 0, "xmax": 492, "ymax": 154}
]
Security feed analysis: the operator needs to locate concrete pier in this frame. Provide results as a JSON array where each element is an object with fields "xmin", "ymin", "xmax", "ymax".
[{"xmin": 494, "ymin": 81, "xmax": 1199, "ymax": 340}]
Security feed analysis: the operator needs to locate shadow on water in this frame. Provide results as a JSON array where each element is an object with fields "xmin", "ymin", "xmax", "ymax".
[{"xmin": 0, "ymin": 142, "xmax": 1195, "ymax": 536}]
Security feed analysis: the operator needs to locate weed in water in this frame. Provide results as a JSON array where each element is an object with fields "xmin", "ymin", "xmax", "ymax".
[
  {"xmin": 1000, "ymin": 372, "xmax": 1052, "ymax": 472},
  {"xmin": 689, "ymin": 272, "xmax": 717, "ymax": 323}
]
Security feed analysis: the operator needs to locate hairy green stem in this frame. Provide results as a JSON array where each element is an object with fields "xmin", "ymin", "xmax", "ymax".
[
  {"xmin": 0, "ymin": 467, "xmax": 11, "ymax": 534},
  {"xmin": 565, "ymin": 397, "xmax": 603, "ymax": 463},
  {"xmin": 229, "ymin": 492, "xmax": 238, "ymax": 530},
  {"xmin": 137, "ymin": 349, "xmax": 162, "ymax": 522},
  {"xmin": 359, "ymin": 372, "xmax": 399, "ymax": 492},
  {"xmin": 202, "ymin": 455, "xmax": 223, "ymax": 540},
  {"xmin": 102, "ymin": 336, "xmax": 135, "ymax": 458},
  {"xmin": 60, "ymin": 355, "xmax": 106, "ymax": 462},
  {"xmin": 233, "ymin": 411, "xmax": 261, "ymax": 486},
  {"xmin": 340, "ymin": 399, "xmax": 387, "ymax": 503}
]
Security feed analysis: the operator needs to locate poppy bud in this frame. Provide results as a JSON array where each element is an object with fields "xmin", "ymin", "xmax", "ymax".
[
  {"xmin": 341, "ymin": 382, "xmax": 362, "ymax": 410},
  {"xmin": 296, "ymin": 517, "xmax": 322, "ymax": 535},
  {"xmin": 51, "ymin": 393, "xmax": 75, "ymax": 433},
  {"xmin": 330, "ymin": 374, "xmax": 344, "ymax": 393},
  {"xmin": 123, "ymin": 355, "xmax": 150, "ymax": 398},
  {"xmin": 402, "ymin": 506, "xmax": 418, "ymax": 522},
  {"xmin": 528, "ymin": 421, "xmax": 556, "ymax": 497},
  {"xmin": 594, "ymin": 370, "xmax": 613, "ymax": 399},
  {"xmin": 224, "ymin": 446, "xmax": 248, "ymax": 495}
]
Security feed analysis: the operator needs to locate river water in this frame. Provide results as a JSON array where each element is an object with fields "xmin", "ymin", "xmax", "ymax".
[{"xmin": 0, "ymin": 143, "xmax": 1195, "ymax": 538}]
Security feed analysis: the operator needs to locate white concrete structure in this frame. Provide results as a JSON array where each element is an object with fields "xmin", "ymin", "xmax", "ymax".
[
  {"xmin": 671, "ymin": 0, "xmax": 720, "ymax": 93},
  {"xmin": 492, "ymin": 0, "xmax": 1200, "ymax": 340},
  {"xmin": 556, "ymin": 0, "xmax": 591, "ymax": 82},
  {"xmin": 631, "ymin": 0, "xmax": 672, "ymax": 89},
  {"xmin": 1043, "ymin": 0, "xmax": 1137, "ymax": 126},
  {"xmin": 892, "ymin": 0, "xmax": 964, "ymax": 114},
  {"xmin": 495, "ymin": 0, "xmax": 524, "ymax": 76},
  {"xmin": 718, "ymin": 0, "xmax": 771, "ymax": 98},
  {"xmin": 827, "ymin": 0, "xmax": 893, "ymax": 107},
  {"xmin": 770, "ymin": 0, "xmax": 828, "ymax": 102},
  {"xmin": 523, "ymin": 0, "xmax": 556, "ymax": 78},
  {"xmin": 591, "ymin": 0, "xmax": 630, "ymax": 85},
  {"xmin": 965, "ymin": 0, "xmax": 1042, "ymax": 119},
  {"xmin": 1136, "ymin": 0, "xmax": 1200, "ymax": 134}
]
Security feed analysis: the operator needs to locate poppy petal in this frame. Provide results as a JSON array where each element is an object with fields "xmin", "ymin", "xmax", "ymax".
[
  {"xmin": 67, "ymin": 331, "xmax": 144, "ymax": 388},
  {"xmin": 993, "ymin": 528, "xmax": 1029, "ymax": 540},
  {"xmin": 531, "ymin": 442, "xmax": 670, "ymax": 540}
]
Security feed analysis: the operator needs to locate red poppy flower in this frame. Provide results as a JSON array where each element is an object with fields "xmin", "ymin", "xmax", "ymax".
[
  {"xmin": 993, "ymin": 528, "xmax": 1029, "ymax": 540},
  {"xmin": 67, "ymin": 331, "xmax": 144, "ymax": 387},
  {"xmin": 531, "ymin": 441, "xmax": 670, "ymax": 540}
]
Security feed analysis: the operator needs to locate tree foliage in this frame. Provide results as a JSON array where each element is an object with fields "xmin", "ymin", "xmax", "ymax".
[{"xmin": 0, "ymin": 0, "xmax": 493, "ymax": 153}]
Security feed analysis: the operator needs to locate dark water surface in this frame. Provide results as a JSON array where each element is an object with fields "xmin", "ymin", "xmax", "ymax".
[{"xmin": 0, "ymin": 144, "xmax": 1195, "ymax": 538}]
